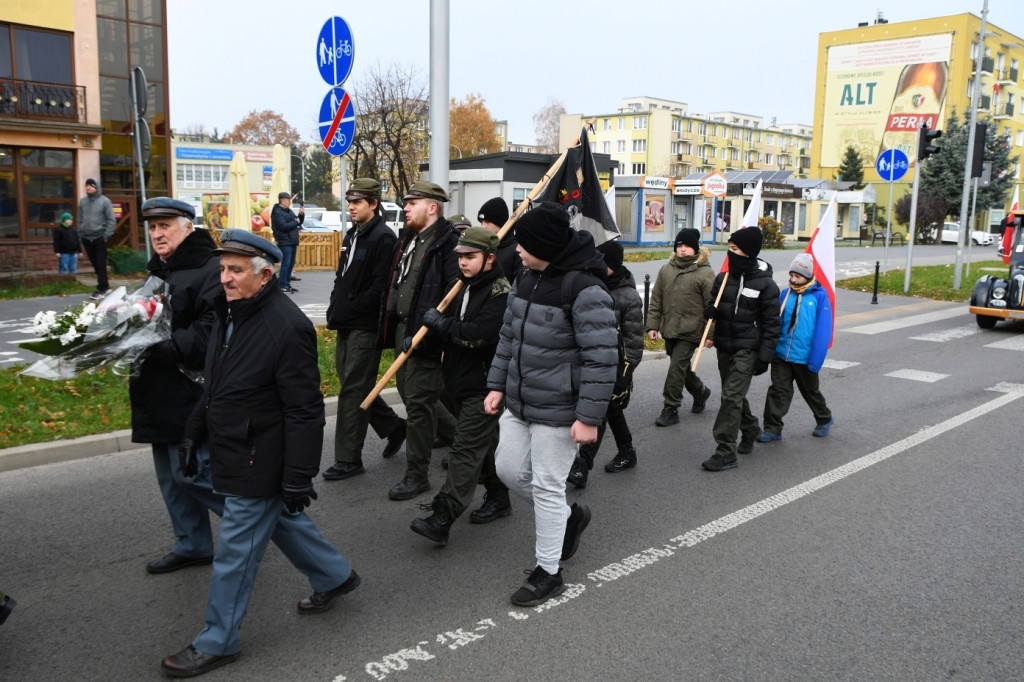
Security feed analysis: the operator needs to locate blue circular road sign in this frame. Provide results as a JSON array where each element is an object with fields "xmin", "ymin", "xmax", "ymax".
[
  {"xmin": 316, "ymin": 16, "xmax": 354, "ymax": 86},
  {"xmin": 875, "ymin": 148, "xmax": 909, "ymax": 183},
  {"xmin": 319, "ymin": 87, "xmax": 356, "ymax": 156}
]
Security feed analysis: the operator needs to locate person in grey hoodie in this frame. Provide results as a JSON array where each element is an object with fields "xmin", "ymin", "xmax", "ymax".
[{"xmin": 77, "ymin": 178, "xmax": 115, "ymax": 298}]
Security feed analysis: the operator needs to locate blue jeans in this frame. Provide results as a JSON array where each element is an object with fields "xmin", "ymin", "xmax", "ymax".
[
  {"xmin": 279, "ymin": 245, "xmax": 296, "ymax": 288},
  {"xmin": 58, "ymin": 253, "xmax": 78, "ymax": 274},
  {"xmin": 152, "ymin": 442, "xmax": 214, "ymax": 558}
]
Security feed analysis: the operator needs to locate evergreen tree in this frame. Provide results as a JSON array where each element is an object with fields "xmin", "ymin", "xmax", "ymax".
[
  {"xmin": 835, "ymin": 145, "xmax": 866, "ymax": 189},
  {"xmin": 919, "ymin": 111, "xmax": 1017, "ymax": 219}
]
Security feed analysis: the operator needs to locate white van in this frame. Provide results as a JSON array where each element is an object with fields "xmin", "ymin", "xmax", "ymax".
[
  {"xmin": 382, "ymin": 202, "xmax": 406, "ymax": 234},
  {"xmin": 319, "ymin": 210, "xmax": 347, "ymax": 232}
]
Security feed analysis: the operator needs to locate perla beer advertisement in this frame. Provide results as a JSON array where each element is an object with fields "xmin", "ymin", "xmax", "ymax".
[{"xmin": 821, "ymin": 34, "xmax": 951, "ymax": 168}]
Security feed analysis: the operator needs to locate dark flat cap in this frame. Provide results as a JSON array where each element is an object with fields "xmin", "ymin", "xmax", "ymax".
[
  {"xmin": 214, "ymin": 228, "xmax": 283, "ymax": 264},
  {"xmin": 454, "ymin": 226, "xmax": 499, "ymax": 254},
  {"xmin": 278, "ymin": 192, "xmax": 292, "ymax": 200},
  {"xmin": 141, "ymin": 197, "xmax": 196, "ymax": 221},
  {"xmin": 346, "ymin": 178, "xmax": 382, "ymax": 201},
  {"xmin": 403, "ymin": 181, "xmax": 449, "ymax": 203}
]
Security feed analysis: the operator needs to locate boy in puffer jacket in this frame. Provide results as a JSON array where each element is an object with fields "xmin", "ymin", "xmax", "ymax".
[{"xmin": 757, "ymin": 253, "xmax": 833, "ymax": 442}]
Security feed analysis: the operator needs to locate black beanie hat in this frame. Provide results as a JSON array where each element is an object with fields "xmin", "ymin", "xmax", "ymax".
[
  {"xmin": 597, "ymin": 239, "xmax": 624, "ymax": 273},
  {"xmin": 515, "ymin": 202, "xmax": 571, "ymax": 262},
  {"xmin": 728, "ymin": 226, "xmax": 763, "ymax": 258},
  {"xmin": 477, "ymin": 196, "xmax": 509, "ymax": 226},
  {"xmin": 674, "ymin": 228, "xmax": 701, "ymax": 251},
  {"xmin": 85, "ymin": 178, "xmax": 98, "ymax": 188}
]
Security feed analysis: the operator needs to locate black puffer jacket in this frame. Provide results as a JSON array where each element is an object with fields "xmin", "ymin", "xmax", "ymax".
[
  {"xmin": 185, "ymin": 280, "xmax": 325, "ymax": 497},
  {"xmin": 605, "ymin": 265, "xmax": 645, "ymax": 384},
  {"xmin": 53, "ymin": 226, "xmax": 81, "ymax": 254},
  {"xmin": 130, "ymin": 229, "xmax": 221, "ymax": 443},
  {"xmin": 710, "ymin": 258, "xmax": 781, "ymax": 362},
  {"xmin": 270, "ymin": 203, "xmax": 301, "ymax": 247},
  {"xmin": 435, "ymin": 265, "xmax": 510, "ymax": 400},
  {"xmin": 487, "ymin": 230, "xmax": 618, "ymax": 427},
  {"xmin": 381, "ymin": 218, "xmax": 460, "ymax": 359},
  {"xmin": 326, "ymin": 214, "xmax": 397, "ymax": 332}
]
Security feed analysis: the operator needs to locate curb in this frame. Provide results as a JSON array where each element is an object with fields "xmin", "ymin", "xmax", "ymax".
[{"xmin": 0, "ymin": 387, "xmax": 403, "ymax": 474}]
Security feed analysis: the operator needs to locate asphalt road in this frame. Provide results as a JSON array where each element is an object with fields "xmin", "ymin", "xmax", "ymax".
[{"xmin": 2, "ymin": 268, "xmax": 1023, "ymax": 680}]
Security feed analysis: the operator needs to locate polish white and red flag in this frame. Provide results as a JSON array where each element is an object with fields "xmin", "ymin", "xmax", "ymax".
[
  {"xmin": 1002, "ymin": 186, "xmax": 1020, "ymax": 264},
  {"xmin": 806, "ymin": 194, "xmax": 837, "ymax": 347}
]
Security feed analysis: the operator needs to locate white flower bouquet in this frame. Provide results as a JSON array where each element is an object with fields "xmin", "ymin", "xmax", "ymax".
[{"xmin": 18, "ymin": 276, "xmax": 170, "ymax": 381}]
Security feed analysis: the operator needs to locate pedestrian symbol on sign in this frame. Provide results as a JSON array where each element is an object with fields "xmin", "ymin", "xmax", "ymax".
[
  {"xmin": 319, "ymin": 86, "xmax": 356, "ymax": 156},
  {"xmin": 316, "ymin": 17, "xmax": 355, "ymax": 87}
]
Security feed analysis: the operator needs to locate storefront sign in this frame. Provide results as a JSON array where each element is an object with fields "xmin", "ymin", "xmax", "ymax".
[
  {"xmin": 702, "ymin": 171, "xmax": 727, "ymax": 197},
  {"xmin": 674, "ymin": 184, "xmax": 703, "ymax": 196},
  {"xmin": 176, "ymin": 147, "xmax": 233, "ymax": 161},
  {"xmin": 245, "ymin": 151, "xmax": 274, "ymax": 162},
  {"xmin": 642, "ymin": 176, "xmax": 671, "ymax": 190},
  {"xmin": 744, "ymin": 182, "xmax": 793, "ymax": 197}
]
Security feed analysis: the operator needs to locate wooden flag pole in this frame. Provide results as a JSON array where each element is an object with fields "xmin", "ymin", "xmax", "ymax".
[
  {"xmin": 360, "ymin": 122, "xmax": 595, "ymax": 410},
  {"xmin": 690, "ymin": 272, "xmax": 728, "ymax": 372}
]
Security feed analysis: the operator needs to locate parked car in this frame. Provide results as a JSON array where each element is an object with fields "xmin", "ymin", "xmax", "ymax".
[
  {"xmin": 319, "ymin": 210, "xmax": 349, "ymax": 232},
  {"xmin": 299, "ymin": 217, "xmax": 334, "ymax": 233},
  {"xmin": 936, "ymin": 222, "xmax": 994, "ymax": 246}
]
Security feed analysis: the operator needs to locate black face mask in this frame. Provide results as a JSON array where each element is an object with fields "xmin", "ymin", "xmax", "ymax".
[{"xmin": 726, "ymin": 251, "xmax": 758, "ymax": 273}]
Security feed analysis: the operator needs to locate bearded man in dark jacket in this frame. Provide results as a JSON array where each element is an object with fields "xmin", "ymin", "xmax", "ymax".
[{"xmin": 130, "ymin": 198, "xmax": 222, "ymax": 575}]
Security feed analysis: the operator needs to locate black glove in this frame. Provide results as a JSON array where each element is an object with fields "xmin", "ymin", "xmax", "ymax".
[
  {"xmin": 146, "ymin": 339, "xmax": 176, "ymax": 364},
  {"xmin": 421, "ymin": 308, "xmax": 452, "ymax": 334},
  {"xmin": 400, "ymin": 336, "xmax": 415, "ymax": 355},
  {"xmin": 282, "ymin": 482, "xmax": 318, "ymax": 514},
  {"xmin": 178, "ymin": 438, "xmax": 198, "ymax": 477},
  {"xmin": 703, "ymin": 304, "xmax": 718, "ymax": 320},
  {"xmin": 753, "ymin": 359, "xmax": 770, "ymax": 376}
]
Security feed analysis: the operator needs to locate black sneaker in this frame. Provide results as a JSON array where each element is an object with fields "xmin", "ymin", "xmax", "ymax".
[
  {"xmin": 510, "ymin": 566, "xmax": 565, "ymax": 607},
  {"xmin": 655, "ymin": 406, "xmax": 679, "ymax": 426},
  {"xmin": 691, "ymin": 387, "xmax": 712, "ymax": 413},
  {"xmin": 702, "ymin": 454, "xmax": 738, "ymax": 471},
  {"xmin": 567, "ymin": 457, "xmax": 589, "ymax": 489},
  {"xmin": 561, "ymin": 503, "xmax": 591, "ymax": 560},
  {"xmin": 604, "ymin": 448, "xmax": 637, "ymax": 473},
  {"xmin": 738, "ymin": 437, "xmax": 755, "ymax": 455},
  {"xmin": 323, "ymin": 462, "xmax": 365, "ymax": 480}
]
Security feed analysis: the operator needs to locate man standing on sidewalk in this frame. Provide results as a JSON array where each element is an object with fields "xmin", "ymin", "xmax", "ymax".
[
  {"xmin": 323, "ymin": 178, "xmax": 406, "ymax": 481},
  {"xmin": 270, "ymin": 192, "xmax": 303, "ymax": 293},
  {"xmin": 77, "ymin": 178, "xmax": 115, "ymax": 299}
]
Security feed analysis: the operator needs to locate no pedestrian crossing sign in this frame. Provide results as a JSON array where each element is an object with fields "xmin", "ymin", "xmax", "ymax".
[
  {"xmin": 319, "ymin": 87, "xmax": 356, "ymax": 156},
  {"xmin": 316, "ymin": 16, "xmax": 354, "ymax": 86},
  {"xmin": 875, "ymin": 148, "xmax": 909, "ymax": 183}
]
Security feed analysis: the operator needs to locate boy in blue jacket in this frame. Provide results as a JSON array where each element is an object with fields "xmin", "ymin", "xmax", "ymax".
[{"xmin": 758, "ymin": 253, "xmax": 833, "ymax": 442}]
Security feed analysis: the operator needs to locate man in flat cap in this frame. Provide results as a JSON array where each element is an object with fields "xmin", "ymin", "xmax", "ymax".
[
  {"xmin": 270, "ymin": 191, "xmax": 303, "ymax": 293},
  {"xmin": 323, "ymin": 178, "xmax": 406, "ymax": 481},
  {"xmin": 448, "ymin": 214, "xmax": 472, "ymax": 234},
  {"xmin": 411, "ymin": 227, "xmax": 512, "ymax": 545},
  {"xmin": 162, "ymin": 229, "xmax": 359, "ymax": 678},
  {"xmin": 132, "ymin": 197, "xmax": 223, "ymax": 575},
  {"xmin": 379, "ymin": 181, "xmax": 460, "ymax": 501},
  {"xmin": 78, "ymin": 178, "xmax": 115, "ymax": 299}
]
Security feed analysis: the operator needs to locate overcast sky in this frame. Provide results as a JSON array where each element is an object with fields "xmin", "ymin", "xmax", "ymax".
[{"xmin": 167, "ymin": 0, "xmax": 1024, "ymax": 145}]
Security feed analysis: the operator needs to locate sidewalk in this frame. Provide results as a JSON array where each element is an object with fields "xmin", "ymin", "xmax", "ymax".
[{"xmin": 0, "ymin": 389, "xmax": 404, "ymax": 474}]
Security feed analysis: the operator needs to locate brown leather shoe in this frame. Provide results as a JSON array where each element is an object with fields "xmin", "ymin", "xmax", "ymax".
[
  {"xmin": 297, "ymin": 569, "xmax": 361, "ymax": 614},
  {"xmin": 146, "ymin": 552, "xmax": 213, "ymax": 574},
  {"xmin": 161, "ymin": 645, "xmax": 240, "ymax": 677}
]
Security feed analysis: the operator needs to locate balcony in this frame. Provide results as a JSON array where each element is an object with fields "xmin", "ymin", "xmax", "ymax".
[
  {"xmin": 979, "ymin": 94, "xmax": 992, "ymax": 110},
  {"xmin": 994, "ymin": 102, "xmax": 1015, "ymax": 119},
  {"xmin": 981, "ymin": 56, "xmax": 995, "ymax": 75},
  {"xmin": 998, "ymin": 67, "xmax": 1018, "ymax": 84},
  {"xmin": 0, "ymin": 78, "xmax": 86, "ymax": 123}
]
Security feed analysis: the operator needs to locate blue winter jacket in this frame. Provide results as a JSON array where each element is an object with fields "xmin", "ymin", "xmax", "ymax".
[{"xmin": 774, "ymin": 281, "xmax": 832, "ymax": 373}]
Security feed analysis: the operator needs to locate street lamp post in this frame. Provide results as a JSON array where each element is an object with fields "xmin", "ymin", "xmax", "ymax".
[
  {"xmin": 292, "ymin": 153, "xmax": 306, "ymax": 202},
  {"xmin": 450, "ymin": 143, "xmax": 463, "ymax": 159}
]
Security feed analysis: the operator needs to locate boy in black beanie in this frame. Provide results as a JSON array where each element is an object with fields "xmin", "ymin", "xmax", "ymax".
[{"xmin": 701, "ymin": 227, "xmax": 781, "ymax": 471}]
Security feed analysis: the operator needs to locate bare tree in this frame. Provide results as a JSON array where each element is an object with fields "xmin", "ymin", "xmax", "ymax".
[
  {"xmin": 533, "ymin": 98, "xmax": 566, "ymax": 153},
  {"xmin": 347, "ymin": 61, "xmax": 429, "ymax": 201},
  {"xmin": 223, "ymin": 110, "xmax": 300, "ymax": 147}
]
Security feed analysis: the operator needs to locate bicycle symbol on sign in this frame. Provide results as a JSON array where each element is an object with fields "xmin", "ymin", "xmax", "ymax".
[{"xmin": 336, "ymin": 40, "xmax": 352, "ymax": 58}]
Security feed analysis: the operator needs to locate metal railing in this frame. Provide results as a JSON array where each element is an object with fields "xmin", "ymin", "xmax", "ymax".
[{"xmin": 0, "ymin": 78, "xmax": 86, "ymax": 123}]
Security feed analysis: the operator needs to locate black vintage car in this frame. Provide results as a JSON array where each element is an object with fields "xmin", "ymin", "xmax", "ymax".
[{"xmin": 969, "ymin": 211, "xmax": 1024, "ymax": 328}]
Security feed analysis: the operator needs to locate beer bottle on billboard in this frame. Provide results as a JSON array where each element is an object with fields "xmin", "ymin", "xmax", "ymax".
[{"xmin": 879, "ymin": 61, "xmax": 948, "ymax": 162}]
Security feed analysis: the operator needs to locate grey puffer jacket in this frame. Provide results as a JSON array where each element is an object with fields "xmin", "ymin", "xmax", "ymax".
[
  {"xmin": 646, "ymin": 247, "xmax": 716, "ymax": 342},
  {"xmin": 77, "ymin": 186, "xmax": 115, "ymax": 240},
  {"xmin": 487, "ymin": 230, "xmax": 618, "ymax": 427}
]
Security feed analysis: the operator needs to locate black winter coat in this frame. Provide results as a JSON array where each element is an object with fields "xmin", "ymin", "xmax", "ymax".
[
  {"xmin": 381, "ymin": 218, "xmax": 460, "ymax": 359},
  {"xmin": 497, "ymin": 232, "xmax": 523, "ymax": 283},
  {"xmin": 326, "ymin": 214, "xmax": 396, "ymax": 332},
  {"xmin": 270, "ymin": 204, "xmax": 301, "ymax": 247},
  {"xmin": 130, "ymin": 229, "xmax": 221, "ymax": 443},
  {"xmin": 436, "ymin": 265, "xmax": 510, "ymax": 400},
  {"xmin": 710, "ymin": 258, "xmax": 782, "ymax": 362},
  {"xmin": 53, "ymin": 226, "xmax": 81, "ymax": 254},
  {"xmin": 185, "ymin": 280, "xmax": 325, "ymax": 497}
]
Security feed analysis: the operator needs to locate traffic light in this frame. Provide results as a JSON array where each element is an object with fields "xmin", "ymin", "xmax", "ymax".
[{"xmin": 917, "ymin": 123, "xmax": 942, "ymax": 161}]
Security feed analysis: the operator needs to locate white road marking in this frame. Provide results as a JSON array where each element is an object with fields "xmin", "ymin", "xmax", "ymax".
[
  {"xmin": 844, "ymin": 307, "xmax": 966, "ymax": 334},
  {"xmin": 885, "ymin": 369, "xmax": 949, "ymax": 382},
  {"xmin": 341, "ymin": 387, "xmax": 1023, "ymax": 680},
  {"xmin": 822, "ymin": 359, "xmax": 860, "ymax": 370},
  {"xmin": 984, "ymin": 335, "xmax": 1024, "ymax": 352},
  {"xmin": 909, "ymin": 325, "xmax": 983, "ymax": 342}
]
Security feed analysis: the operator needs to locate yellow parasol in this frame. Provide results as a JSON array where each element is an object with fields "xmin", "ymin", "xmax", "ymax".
[
  {"xmin": 269, "ymin": 144, "xmax": 291, "ymax": 203},
  {"xmin": 227, "ymin": 151, "xmax": 251, "ymax": 230}
]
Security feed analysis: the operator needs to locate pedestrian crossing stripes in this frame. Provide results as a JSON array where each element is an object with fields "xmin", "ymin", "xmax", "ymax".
[
  {"xmin": 821, "ymin": 359, "xmax": 860, "ymax": 370},
  {"xmin": 909, "ymin": 324, "xmax": 983, "ymax": 342},
  {"xmin": 884, "ymin": 369, "xmax": 949, "ymax": 383},
  {"xmin": 984, "ymin": 335, "xmax": 1024, "ymax": 352},
  {"xmin": 844, "ymin": 307, "xmax": 966, "ymax": 335}
]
